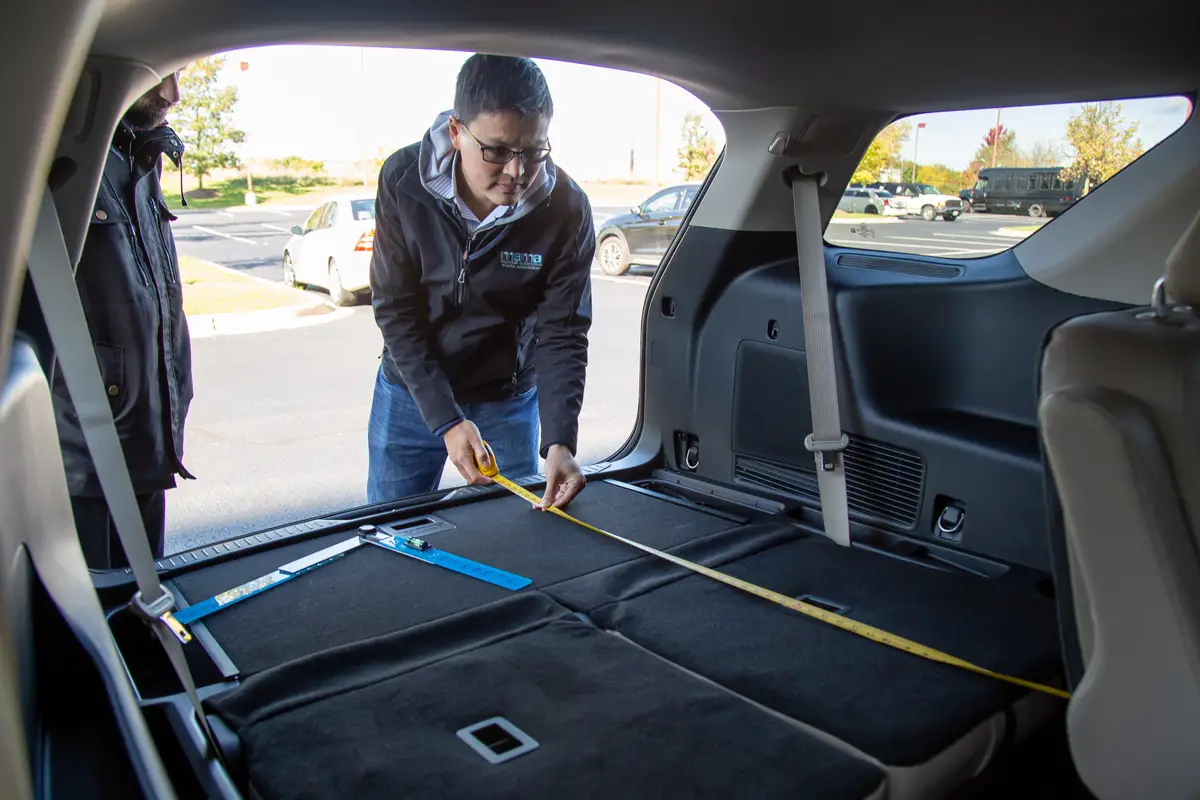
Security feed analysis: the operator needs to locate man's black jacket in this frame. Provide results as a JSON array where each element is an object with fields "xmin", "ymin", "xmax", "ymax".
[
  {"xmin": 370, "ymin": 139, "xmax": 595, "ymax": 458},
  {"xmin": 51, "ymin": 120, "xmax": 194, "ymax": 496}
]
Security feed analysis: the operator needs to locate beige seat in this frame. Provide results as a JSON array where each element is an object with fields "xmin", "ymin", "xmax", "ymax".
[{"xmin": 1039, "ymin": 208, "xmax": 1200, "ymax": 800}]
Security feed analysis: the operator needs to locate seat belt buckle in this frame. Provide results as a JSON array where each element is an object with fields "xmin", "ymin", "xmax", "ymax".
[
  {"xmin": 805, "ymin": 433, "xmax": 848, "ymax": 472},
  {"xmin": 130, "ymin": 586, "xmax": 192, "ymax": 644}
]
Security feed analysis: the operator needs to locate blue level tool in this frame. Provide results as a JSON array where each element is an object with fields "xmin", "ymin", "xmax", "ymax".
[
  {"xmin": 173, "ymin": 525, "xmax": 530, "ymax": 629},
  {"xmin": 358, "ymin": 527, "xmax": 532, "ymax": 590}
]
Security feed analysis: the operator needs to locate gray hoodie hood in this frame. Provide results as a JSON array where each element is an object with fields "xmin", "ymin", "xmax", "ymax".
[{"xmin": 418, "ymin": 109, "xmax": 556, "ymax": 229}]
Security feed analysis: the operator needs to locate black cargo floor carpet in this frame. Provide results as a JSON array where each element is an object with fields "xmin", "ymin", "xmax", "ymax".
[
  {"xmin": 545, "ymin": 536, "xmax": 1064, "ymax": 766},
  {"xmin": 171, "ymin": 482, "xmax": 744, "ymax": 675},
  {"xmin": 207, "ymin": 592, "xmax": 886, "ymax": 800}
]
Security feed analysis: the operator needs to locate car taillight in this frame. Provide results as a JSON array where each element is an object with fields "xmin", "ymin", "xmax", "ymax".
[
  {"xmin": 883, "ymin": 199, "xmax": 889, "ymax": 206},
  {"xmin": 354, "ymin": 228, "xmax": 374, "ymax": 252}
]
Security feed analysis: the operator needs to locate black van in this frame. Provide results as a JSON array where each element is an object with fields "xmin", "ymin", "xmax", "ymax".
[{"xmin": 967, "ymin": 166, "xmax": 1086, "ymax": 217}]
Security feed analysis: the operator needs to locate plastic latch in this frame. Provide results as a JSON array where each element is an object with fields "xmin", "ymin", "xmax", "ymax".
[
  {"xmin": 129, "ymin": 585, "xmax": 192, "ymax": 644},
  {"xmin": 805, "ymin": 433, "xmax": 849, "ymax": 472},
  {"xmin": 456, "ymin": 717, "xmax": 539, "ymax": 765}
]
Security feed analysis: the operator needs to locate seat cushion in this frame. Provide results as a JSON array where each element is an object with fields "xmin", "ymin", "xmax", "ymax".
[
  {"xmin": 547, "ymin": 536, "xmax": 1063, "ymax": 767},
  {"xmin": 207, "ymin": 592, "xmax": 887, "ymax": 800}
]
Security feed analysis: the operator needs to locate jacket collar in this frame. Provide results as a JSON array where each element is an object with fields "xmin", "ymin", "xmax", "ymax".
[
  {"xmin": 113, "ymin": 118, "xmax": 185, "ymax": 169},
  {"xmin": 414, "ymin": 110, "xmax": 556, "ymax": 232}
]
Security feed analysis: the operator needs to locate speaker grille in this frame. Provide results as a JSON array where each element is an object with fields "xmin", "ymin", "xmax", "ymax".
[{"xmin": 734, "ymin": 437, "xmax": 925, "ymax": 528}]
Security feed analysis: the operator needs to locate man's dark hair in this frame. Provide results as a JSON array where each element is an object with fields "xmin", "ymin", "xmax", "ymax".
[{"xmin": 454, "ymin": 54, "xmax": 554, "ymax": 124}]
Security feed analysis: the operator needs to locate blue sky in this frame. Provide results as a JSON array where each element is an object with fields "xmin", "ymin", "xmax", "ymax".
[
  {"xmin": 901, "ymin": 96, "xmax": 1193, "ymax": 170},
  {"xmin": 214, "ymin": 46, "xmax": 1193, "ymax": 179}
]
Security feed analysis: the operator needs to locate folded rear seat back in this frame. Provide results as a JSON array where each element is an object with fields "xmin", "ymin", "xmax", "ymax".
[
  {"xmin": 169, "ymin": 482, "xmax": 750, "ymax": 675},
  {"xmin": 207, "ymin": 592, "xmax": 887, "ymax": 799},
  {"xmin": 545, "ymin": 535, "xmax": 1065, "ymax": 797}
]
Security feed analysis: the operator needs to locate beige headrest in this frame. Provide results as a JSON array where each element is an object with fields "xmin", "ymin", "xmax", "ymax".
[{"xmin": 1165, "ymin": 208, "xmax": 1200, "ymax": 306}]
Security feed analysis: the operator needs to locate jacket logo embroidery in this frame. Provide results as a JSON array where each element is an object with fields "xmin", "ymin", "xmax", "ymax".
[{"xmin": 500, "ymin": 251, "xmax": 543, "ymax": 270}]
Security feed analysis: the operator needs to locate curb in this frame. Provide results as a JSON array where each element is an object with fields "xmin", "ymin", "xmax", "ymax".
[
  {"xmin": 827, "ymin": 216, "xmax": 901, "ymax": 224},
  {"xmin": 182, "ymin": 256, "xmax": 353, "ymax": 339},
  {"xmin": 188, "ymin": 300, "xmax": 354, "ymax": 339}
]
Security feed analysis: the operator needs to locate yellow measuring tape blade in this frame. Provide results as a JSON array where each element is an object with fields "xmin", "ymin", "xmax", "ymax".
[{"xmin": 477, "ymin": 445, "xmax": 1069, "ymax": 700}]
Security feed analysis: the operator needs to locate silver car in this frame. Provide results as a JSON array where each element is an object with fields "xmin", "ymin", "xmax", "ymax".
[{"xmin": 838, "ymin": 187, "xmax": 903, "ymax": 216}]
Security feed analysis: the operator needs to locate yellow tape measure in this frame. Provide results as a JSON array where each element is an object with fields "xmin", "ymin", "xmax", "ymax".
[{"xmin": 477, "ymin": 443, "xmax": 1069, "ymax": 700}]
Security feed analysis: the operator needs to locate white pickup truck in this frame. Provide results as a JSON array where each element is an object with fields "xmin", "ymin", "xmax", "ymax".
[{"xmin": 866, "ymin": 181, "xmax": 963, "ymax": 221}]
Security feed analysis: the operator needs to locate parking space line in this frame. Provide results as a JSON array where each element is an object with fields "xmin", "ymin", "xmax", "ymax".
[
  {"xmin": 192, "ymin": 225, "xmax": 262, "ymax": 246},
  {"xmin": 217, "ymin": 211, "xmax": 235, "ymax": 219},
  {"xmin": 884, "ymin": 235, "xmax": 1011, "ymax": 247},
  {"xmin": 262, "ymin": 223, "xmax": 295, "ymax": 234},
  {"xmin": 932, "ymin": 247, "xmax": 1008, "ymax": 257},
  {"xmin": 930, "ymin": 233, "xmax": 1021, "ymax": 244}
]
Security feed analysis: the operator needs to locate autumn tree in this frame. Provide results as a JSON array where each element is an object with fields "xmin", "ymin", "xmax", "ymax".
[
  {"xmin": 676, "ymin": 111, "xmax": 718, "ymax": 181},
  {"xmin": 973, "ymin": 124, "xmax": 1021, "ymax": 168},
  {"xmin": 172, "ymin": 56, "xmax": 246, "ymax": 189},
  {"xmin": 852, "ymin": 120, "xmax": 911, "ymax": 184},
  {"xmin": 1059, "ymin": 101, "xmax": 1144, "ymax": 193},
  {"xmin": 1021, "ymin": 139, "xmax": 1063, "ymax": 167}
]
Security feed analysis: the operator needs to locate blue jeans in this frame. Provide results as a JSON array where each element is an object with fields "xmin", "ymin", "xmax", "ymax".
[{"xmin": 366, "ymin": 366, "xmax": 540, "ymax": 504}]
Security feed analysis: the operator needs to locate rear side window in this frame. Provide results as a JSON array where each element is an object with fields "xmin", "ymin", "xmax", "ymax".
[
  {"xmin": 827, "ymin": 95, "xmax": 1192, "ymax": 259},
  {"xmin": 350, "ymin": 199, "xmax": 375, "ymax": 220}
]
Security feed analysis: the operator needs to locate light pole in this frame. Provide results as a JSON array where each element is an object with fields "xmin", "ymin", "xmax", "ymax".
[
  {"xmin": 652, "ymin": 77, "xmax": 662, "ymax": 187},
  {"xmin": 991, "ymin": 108, "xmax": 1001, "ymax": 168},
  {"xmin": 911, "ymin": 122, "xmax": 926, "ymax": 182},
  {"xmin": 238, "ymin": 60, "xmax": 256, "ymax": 205},
  {"xmin": 359, "ymin": 47, "xmax": 369, "ymax": 189}
]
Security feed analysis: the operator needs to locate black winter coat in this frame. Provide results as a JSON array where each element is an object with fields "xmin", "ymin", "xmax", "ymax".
[
  {"xmin": 371, "ymin": 139, "xmax": 595, "ymax": 458},
  {"xmin": 52, "ymin": 120, "xmax": 194, "ymax": 496}
]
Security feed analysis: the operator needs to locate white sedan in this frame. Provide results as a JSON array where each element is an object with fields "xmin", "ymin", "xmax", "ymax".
[{"xmin": 282, "ymin": 194, "xmax": 375, "ymax": 306}]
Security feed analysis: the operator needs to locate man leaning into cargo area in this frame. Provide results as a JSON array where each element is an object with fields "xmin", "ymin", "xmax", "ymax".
[
  {"xmin": 50, "ymin": 72, "xmax": 194, "ymax": 569},
  {"xmin": 368, "ymin": 53, "xmax": 595, "ymax": 510}
]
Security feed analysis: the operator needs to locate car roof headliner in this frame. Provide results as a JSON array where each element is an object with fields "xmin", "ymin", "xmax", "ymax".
[{"xmin": 92, "ymin": 0, "xmax": 1198, "ymax": 114}]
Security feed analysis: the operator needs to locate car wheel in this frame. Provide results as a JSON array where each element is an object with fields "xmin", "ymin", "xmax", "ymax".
[
  {"xmin": 1028, "ymin": 203, "xmax": 1046, "ymax": 218},
  {"xmin": 328, "ymin": 259, "xmax": 355, "ymax": 306},
  {"xmin": 598, "ymin": 235, "xmax": 631, "ymax": 276},
  {"xmin": 282, "ymin": 252, "xmax": 297, "ymax": 286},
  {"xmin": 921, "ymin": 205, "xmax": 936, "ymax": 221},
  {"xmin": 864, "ymin": 205, "xmax": 879, "ymax": 215}
]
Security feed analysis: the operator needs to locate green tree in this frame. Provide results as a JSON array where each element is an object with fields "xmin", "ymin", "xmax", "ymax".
[
  {"xmin": 917, "ymin": 163, "xmax": 966, "ymax": 194},
  {"xmin": 1059, "ymin": 101, "xmax": 1144, "ymax": 193},
  {"xmin": 852, "ymin": 120, "xmax": 911, "ymax": 184},
  {"xmin": 173, "ymin": 56, "xmax": 246, "ymax": 189},
  {"xmin": 676, "ymin": 111, "xmax": 717, "ymax": 181}
]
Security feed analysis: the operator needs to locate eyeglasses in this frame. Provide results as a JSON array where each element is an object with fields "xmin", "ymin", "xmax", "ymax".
[{"xmin": 459, "ymin": 122, "xmax": 552, "ymax": 165}]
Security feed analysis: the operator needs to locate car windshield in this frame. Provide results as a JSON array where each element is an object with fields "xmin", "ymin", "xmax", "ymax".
[
  {"xmin": 916, "ymin": 184, "xmax": 940, "ymax": 195},
  {"xmin": 350, "ymin": 199, "xmax": 375, "ymax": 220}
]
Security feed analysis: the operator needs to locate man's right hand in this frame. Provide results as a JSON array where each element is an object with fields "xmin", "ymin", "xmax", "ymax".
[{"xmin": 443, "ymin": 420, "xmax": 492, "ymax": 486}]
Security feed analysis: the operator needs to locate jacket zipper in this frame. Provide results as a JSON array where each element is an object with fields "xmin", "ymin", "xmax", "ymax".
[
  {"xmin": 511, "ymin": 321, "xmax": 521, "ymax": 395},
  {"xmin": 455, "ymin": 228, "xmax": 484, "ymax": 307},
  {"xmin": 156, "ymin": 211, "xmax": 178, "ymax": 284},
  {"xmin": 128, "ymin": 221, "xmax": 151, "ymax": 286}
]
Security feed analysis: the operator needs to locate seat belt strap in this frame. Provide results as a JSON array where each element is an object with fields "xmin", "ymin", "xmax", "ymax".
[
  {"xmin": 27, "ymin": 187, "xmax": 222, "ymax": 760},
  {"xmin": 786, "ymin": 167, "xmax": 851, "ymax": 546}
]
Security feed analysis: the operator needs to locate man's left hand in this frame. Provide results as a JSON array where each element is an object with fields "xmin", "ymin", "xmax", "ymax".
[{"xmin": 538, "ymin": 445, "xmax": 586, "ymax": 510}]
